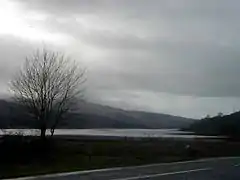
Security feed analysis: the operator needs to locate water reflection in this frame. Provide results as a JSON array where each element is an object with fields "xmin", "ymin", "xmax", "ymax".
[{"xmin": 0, "ymin": 129, "xmax": 221, "ymax": 139}]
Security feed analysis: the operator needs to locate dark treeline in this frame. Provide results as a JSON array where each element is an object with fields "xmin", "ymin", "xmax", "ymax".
[{"xmin": 186, "ymin": 111, "xmax": 240, "ymax": 139}]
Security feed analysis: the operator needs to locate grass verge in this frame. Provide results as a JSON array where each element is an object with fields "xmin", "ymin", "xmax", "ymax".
[{"xmin": 1, "ymin": 135, "xmax": 240, "ymax": 179}]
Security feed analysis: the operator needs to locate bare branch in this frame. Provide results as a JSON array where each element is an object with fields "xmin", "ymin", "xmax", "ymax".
[{"xmin": 10, "ymin": 49, "xmax": 86, "ymax": 138}]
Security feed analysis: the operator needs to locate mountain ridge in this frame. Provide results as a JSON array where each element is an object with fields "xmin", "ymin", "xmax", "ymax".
[{"xmin": 0, "ymin": 99, "xmax": 195, "ymax": 129}]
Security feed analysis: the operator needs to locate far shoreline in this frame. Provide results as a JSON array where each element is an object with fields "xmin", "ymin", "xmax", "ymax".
[{"xmin": 1, "ymin": 128, "xmax": 225, "ymax": 141}]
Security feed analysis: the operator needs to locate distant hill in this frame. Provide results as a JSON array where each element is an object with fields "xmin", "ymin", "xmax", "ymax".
[
  {"xmin": 0, "ymin": 99, "xmax": 194, "ymax": 129},
  {"xmin": 186, "ymin": 112, "xmax": 240, "ymax": 137}
]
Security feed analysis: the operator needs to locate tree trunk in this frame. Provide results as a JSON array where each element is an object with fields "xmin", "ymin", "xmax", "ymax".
[
  {"xmin": 40, "ymin": 127, "xmax": 46, "ymax": 139},
  {"xmin": 50, "ymin": 128, "xmax": 55, "ymax": 137}
]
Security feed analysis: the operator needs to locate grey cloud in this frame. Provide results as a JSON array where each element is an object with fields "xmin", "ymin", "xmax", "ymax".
[
  {"xmin": 0, "ymin": 36, "xmax": 35, "ymax": 94},
  {"xmin": 20, "ymin": 0, "xmax": 240, "ymax": 47},
  {"xmin": 3, "ymin": 0, "xmax": 240, "ymax": 117},
  {"xmin": 85, "ymin": 38, "xmax": 240, "ymax": 97},
  {"xmin": 0, "ymin": 36, "xmax": 33, "ymax": 73},
  {"xmin": 13, "ymin": 0, "xmax": 240, "ymax": 97},
  {"xmin": 18, "ymin": 0, "xmax": 240, "ymax": 18}
]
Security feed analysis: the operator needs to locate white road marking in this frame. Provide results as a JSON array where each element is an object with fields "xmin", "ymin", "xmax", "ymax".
[
  {"xmin": 4, "ymin": 157, "xmax": 240, "ymax": 180},
  {"xmin": 111, "ymin": 168, "xmax": 212, "ymax": 180}
]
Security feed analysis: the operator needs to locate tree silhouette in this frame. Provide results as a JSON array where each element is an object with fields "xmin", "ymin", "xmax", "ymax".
[{"xmin": 10, "ymin": 49, "xmax": 86, "ymax": 139}]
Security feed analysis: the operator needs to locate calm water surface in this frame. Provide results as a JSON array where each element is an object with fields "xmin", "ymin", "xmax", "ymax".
[{"xmin": 0, "ymin": 129, "xmax": 221, "ymax": 139}]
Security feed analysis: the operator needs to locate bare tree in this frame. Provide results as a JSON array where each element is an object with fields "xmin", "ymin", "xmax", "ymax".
[{"xmin": 10, "ymin": 49, "xmax": 86, "ymax": 139}]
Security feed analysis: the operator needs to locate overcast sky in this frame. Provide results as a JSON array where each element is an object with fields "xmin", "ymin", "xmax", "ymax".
[{"xmin": 1, "ymin": 0, "xmax": 240, "ymax": 118}]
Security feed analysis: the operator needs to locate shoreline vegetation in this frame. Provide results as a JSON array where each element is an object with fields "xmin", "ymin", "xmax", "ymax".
[{"xmin": 1, "ymin": 134, "xmax": 240, "ymax": 179}]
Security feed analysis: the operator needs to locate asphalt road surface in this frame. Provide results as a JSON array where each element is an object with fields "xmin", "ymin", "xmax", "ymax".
[{"xmin": 7, "ymin": 157, "xmax": 240, "ymax": 180}]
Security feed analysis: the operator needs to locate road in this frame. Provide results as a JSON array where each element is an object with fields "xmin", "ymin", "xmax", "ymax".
[{"xmin": 7, "ymin": 157, "xmax": 240, "ymax": 180}]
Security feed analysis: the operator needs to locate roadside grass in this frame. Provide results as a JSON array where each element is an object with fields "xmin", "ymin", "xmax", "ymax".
[{"xmin": 1, "ymin": 135, "xmax": 240, "ymax": 179}]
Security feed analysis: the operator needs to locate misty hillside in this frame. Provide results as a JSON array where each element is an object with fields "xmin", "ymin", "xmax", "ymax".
[{"xmin": 0, "ymin": 99, "xmax": 194, "ymax": 129}]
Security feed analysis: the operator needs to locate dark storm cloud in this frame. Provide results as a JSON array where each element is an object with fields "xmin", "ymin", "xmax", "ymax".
[
  {"xmin": 2, "ymin": 0, "xmax": 240, "ymax": 117},
  {"xmin": 17, "ymin": 0, "xmax": 240, "ymax": 97}
]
